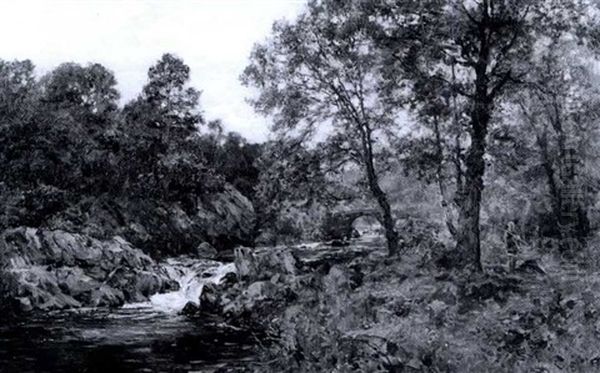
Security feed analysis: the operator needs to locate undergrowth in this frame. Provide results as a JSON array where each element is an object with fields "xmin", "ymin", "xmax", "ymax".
[{"xmin": 254, "ymin": 237, "xmax": 600, "ymax": 372}]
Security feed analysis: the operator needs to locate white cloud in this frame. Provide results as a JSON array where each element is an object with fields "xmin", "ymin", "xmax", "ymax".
[{"xmin": 0, "ymin": 0, "xmax": 305, "ymax": 142}]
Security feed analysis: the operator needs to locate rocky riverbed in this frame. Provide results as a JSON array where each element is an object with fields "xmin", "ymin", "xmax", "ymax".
[
  {"xmin": 0, "ymin": 223, "xmax": 382, "ymax": 372},
  {"xmin": 0, "ymin": 233, "xmax": 263, "ymax": 372}
]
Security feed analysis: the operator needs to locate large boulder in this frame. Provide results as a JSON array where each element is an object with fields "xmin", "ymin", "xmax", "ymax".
[
  {"xmin": 56, "ymin": 267, "xmax": 100, "ymax": 298},
  {"xmin": 195, "ymin": 184, "xmax": 256, "ymax": 250},
  {"xmin": 0, "ymin": 227, "xmax": 177, "ymax": 313},
  {"xmin": 199, "ymin": 282, "xmax": 227, "ymax": 315},
  {"xmin": 221, "ymin": 281, "xmax": 279, "ymax": 315},
  {"xmin": 234, "ymin": 247, "xmax": 298, "ymax": 282},
  {"xmin": 194, "ymin": 248, "xmax": 301, "ymax": 325},
  {"xmin": 90, "ymin": 285, "xmax": 125, "ymax": 308},
  {"xmin": 196, "ymin": 242, "xmax": 218, "ymax": 259},
  {"xmin": 233, "ymin": 247, "xmax": 257, "ymax": 280}
]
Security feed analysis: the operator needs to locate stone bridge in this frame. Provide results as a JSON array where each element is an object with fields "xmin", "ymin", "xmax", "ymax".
[{"xmin": 321, "ymin": 208, "xmax": 379, "ymax": 241}]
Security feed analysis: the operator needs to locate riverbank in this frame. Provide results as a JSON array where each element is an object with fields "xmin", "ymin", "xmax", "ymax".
[
  {"xmin": 0, "ymin": 248, "xmax": 262, "ymax": 373},
  {"xmin": 191, "ymin": 237, "xmax": 600, "ymax": 372},
  {"xmin": 6, "ymin": 230, "xmax": 600, "ymax": 372},
  {"xmin": 0, "ymin": 227, "xmax": 181, "ymax": 313}
]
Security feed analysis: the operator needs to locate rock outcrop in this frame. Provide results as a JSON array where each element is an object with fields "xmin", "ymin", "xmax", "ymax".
[
  {"xmin": 189, "ymin": 247, "xmax": 303, "ymax": 331},
  {"xmin": 195, "ymin": 185, "xmax": 256, "ymax": 251},
  {"xmin": 48, "ymin": 184, "xmax": 256, "ymax": 257},
  {"xmin": 0, "ymin": 227, "xmax": 178, "ymax": 313},
  {"xmin": 234, "ymin": 247, "xmax": 298, "ymax": 281}
]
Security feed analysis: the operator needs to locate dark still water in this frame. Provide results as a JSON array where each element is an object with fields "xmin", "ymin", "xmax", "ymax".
[{"xmin": 0, "ymin": 307, "xmax": 255, "ymax": 373}]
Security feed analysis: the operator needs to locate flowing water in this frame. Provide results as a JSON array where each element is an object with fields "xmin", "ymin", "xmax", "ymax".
[
  {"xmin": 127, "ymin": 257, "xmax": 237, "ymax": 313},
  {"xmin": 0, "ymin": 257, "xmax": 255, "ymax": 373}
]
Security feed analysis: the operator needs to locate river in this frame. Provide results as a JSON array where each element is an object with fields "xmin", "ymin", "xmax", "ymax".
[
  {"xmin": 0, "ymin": 238, "xmax": 382, "ymax": 373},
  {"xmin": 0, "ymin": 257, "xmax": 255, "ymax": 373}
]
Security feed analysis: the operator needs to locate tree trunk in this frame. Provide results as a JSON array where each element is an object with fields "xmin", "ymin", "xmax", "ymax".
[
  {"xmin": 453, "ymin": 9, "xmax": 500, "ymax": 272},
  {"xmin": 455, "ymin": 49, "xmax": 492, "ymax": 272},
  {"xmin": 368, "ymin": 174, "xmax": 399, "ymax": 256},
  {"xmin": 537, "ymin": 129, "xmax": 562, "ymax": 221},
  {"xmin": 455, "ymin": 107, "xmax": 488, "ymax": 272},
  {"xmin": 360, "ymin": 124, "xmax": 399, "ymax": 256}
]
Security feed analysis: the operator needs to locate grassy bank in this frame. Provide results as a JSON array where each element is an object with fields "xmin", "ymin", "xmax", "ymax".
[{"xmin": 242, "ymin": 239, "xmax": 600, "ymax": 372}]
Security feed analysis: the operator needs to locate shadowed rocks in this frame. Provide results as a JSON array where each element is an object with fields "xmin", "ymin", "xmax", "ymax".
[
  {"xmin": 47, "ymin": 184, "xmax": 256, "ymax": 258},
  {"xmin": 0, "ymin": 227, "xmax": 178, "ymax": 313}
]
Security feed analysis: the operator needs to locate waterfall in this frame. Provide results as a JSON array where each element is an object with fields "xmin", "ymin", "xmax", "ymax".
[{"xmin": 125, "ymin": 257, "xmax": 236, "ymax": 313}]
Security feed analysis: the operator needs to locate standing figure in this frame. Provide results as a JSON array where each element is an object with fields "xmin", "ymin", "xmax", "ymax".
[{"xmin": 505, "ymin": 221, "xmax": 519, "ymax": 272}]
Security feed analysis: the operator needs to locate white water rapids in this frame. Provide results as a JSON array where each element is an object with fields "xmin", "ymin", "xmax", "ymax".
[{"xmin": 124, "ymin": 257, "xmax": 236, "ymax": 313}]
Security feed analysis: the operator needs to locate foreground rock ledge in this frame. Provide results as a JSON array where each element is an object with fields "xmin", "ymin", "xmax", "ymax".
[{"xmin": 0, "ymin": 227, "xmax": 178, "ymax": 313}]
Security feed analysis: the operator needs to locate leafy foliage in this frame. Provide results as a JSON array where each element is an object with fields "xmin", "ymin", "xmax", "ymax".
[
  {"xmin": 242, "ymin": 0, "xmax": 403, "ymax": 254},
  {"xmin": 0, "ymin": 55, "xmax": 258, "ymax": 256}
]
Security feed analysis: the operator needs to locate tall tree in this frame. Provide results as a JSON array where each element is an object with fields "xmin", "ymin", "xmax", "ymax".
[
  {"xmin": 371, "ymin": 0, "xmax": 599, "ymax": 270},
  {"xmin": 242, "ymin": 1, "xmax": 403, "ymax": 255},
  {"xmin": 121, "ymin": 53, "xmax": 206, "ymax": 197},
  {"xmin": 395, "ymin": 75, "xmax": 468, "ymax": 239},
  {"xmin": 125, "ymin": 53, "xmax": 202, "ymax": 138},
  {"xmin": 0, "ymin": 59, "xmax": 37, "ymax": 121}
]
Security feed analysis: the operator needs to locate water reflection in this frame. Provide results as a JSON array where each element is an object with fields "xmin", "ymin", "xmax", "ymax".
[{"xmin": 0, "ymin": 301, "xmax": 254, "ymax": 372}]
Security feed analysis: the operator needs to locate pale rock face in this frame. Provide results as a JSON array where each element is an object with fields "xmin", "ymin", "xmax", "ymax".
[
  {"xmin": 198, "ymin": 248, "xmax": 301, "ymax": 322},
  {"xmin": 234, "ymin": 246, "xmax": 297, "ymax": 282},
  {"xmin": 233, "ymin": 247, "xmax": 257, "ymax": 280},
  {"xmin": 55, "ymin": 267, "xmax": 100, "ymax": 297},
  {"xmin": 0, "ymin": 227, "xmax": 178, "ymax": 313},
  {"xmin": 90, "ymin": 285, "xmax": 125, "ymax": 307}
]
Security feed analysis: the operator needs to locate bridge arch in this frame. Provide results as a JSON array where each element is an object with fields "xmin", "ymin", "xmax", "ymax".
[{"xmin": 321, "ymin": 209, "xmax": 379, "ymax": 241}]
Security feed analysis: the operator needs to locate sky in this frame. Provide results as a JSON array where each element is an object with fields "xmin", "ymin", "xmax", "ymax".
[{"xmin": 0, "ymin": 0, "xmax": 307, "ymax": 142}]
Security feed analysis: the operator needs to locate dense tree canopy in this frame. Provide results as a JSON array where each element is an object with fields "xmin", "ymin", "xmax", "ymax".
[
  {"xmin": 243, "ymin": 0, "xmax": 600, "ymax": 270},
  {"xmin": 361, "ymin": 0, "xmax": 600, "ymax": 269},
  {"xmin": 0, "ymin": 54, "xmax": 261, "ymax": 251},
  {"xmin": 41, "ymin": 62, "xmax": 120, "ymax": 124}
]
